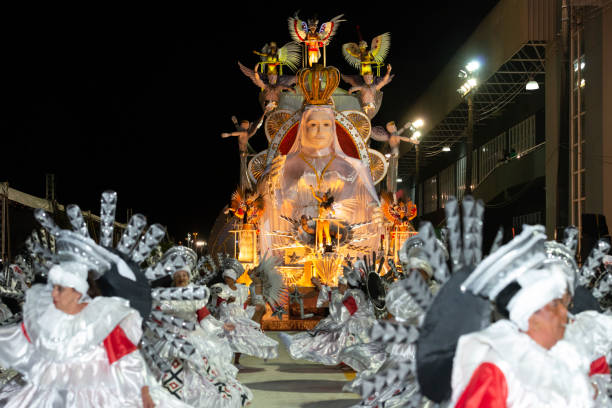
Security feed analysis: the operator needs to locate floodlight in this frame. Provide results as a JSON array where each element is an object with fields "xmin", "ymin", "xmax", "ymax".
[
  {"xmin": 525, "ymin": 80, "xmax": 539, "ymax": 90},
  {"xmin": 466, "ymin": 60, "xmax": 480, "ymax": 72}
]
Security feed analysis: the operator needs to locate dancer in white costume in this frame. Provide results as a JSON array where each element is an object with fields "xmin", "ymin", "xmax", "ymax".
[
  {"xmin": 543, "ymin": 235, "xmax": 612, "ymax": 402},
  {"xmin": 280, "ymin": 261, "xmax": 379, "ymax": 369},
  {"xmin": 212, "ymin": 258, "xmax": 278, "ymax": 364},
  {"xmin": 346, "ymin": 234, "xmax": 445, "ymax": 407},
  {"xmin": 0, "ymin": 261, "xmax": 190, "ymax": 408},
  {"xmin": 156, "ymin": 247, "xmax": 253, "ymax": 407},
  {"xmin": 452, "ymin": 226, "xmax": 599, "ymax": 407}
]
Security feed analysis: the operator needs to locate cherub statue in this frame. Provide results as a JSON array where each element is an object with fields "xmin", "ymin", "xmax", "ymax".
[
  {"xmin": 221, "ymin": 107, "xmax": 271, "ymax": 189},
  {"xmin": 238, "ymin": 62, "xmax": 297, "ymax": 111},
  {"xmin": 253, "ymin": 41, "xmax": 301, "ymax": 75},
  {"xmin": 341, "ymin": 64, "xmax": 394, "ymax": 118},
  {"xmin": 371, "ymin": 120, "xmax": 420, "ymax": 154},
  {"xmin": 288, "ymin": 13, "xmax": 345, "ymax": 67},
  {"xmin": 371, "ymin": 120, "xmax": 420, "ymax": 192},
  {"xmin": 221, "ymin": 105, "xmax": 274, "ymax": 154},
  {"xmin": 310, "ymin": 186, "xmax": 335, "ymax": 251},
  {"xmin": 342, "ymin": 32, "xmax": 391, "ymax": 76}
]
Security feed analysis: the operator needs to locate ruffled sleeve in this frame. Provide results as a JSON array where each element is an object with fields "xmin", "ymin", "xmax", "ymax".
[
  {"xmin": 316, "ymin": 285, "xmax": 332, "ymax": 307},
  {"xmin": 104, "ymin": 312, "xmax": 142, "ymax": 365},
  {"xmin": 454, "ymin": 362, "xmax": 508, "ymax": 408},
  {"xmin": 328, "ymin": 291, "xmax": 348, "ymax": 322},
  {"xmin": 0, "ymin": 323, "xmax": 33, "ymax": 373},
  {"xmin": 198, "ymin": 307, "xmax": 226, "ymax": 337}
]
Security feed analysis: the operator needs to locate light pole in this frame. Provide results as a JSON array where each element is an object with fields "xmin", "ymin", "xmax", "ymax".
[{"xmin": 458, "ymin": 60, "xmax": 480, "ymax": 195}]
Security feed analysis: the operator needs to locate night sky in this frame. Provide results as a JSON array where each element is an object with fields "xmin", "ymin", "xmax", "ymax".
[{"xmin": 2, "ymin": 2, "xmax": 499, "ymax": 242}]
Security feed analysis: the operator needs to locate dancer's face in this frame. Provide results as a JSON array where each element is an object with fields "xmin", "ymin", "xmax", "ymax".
[
  {"xmin": 224, "ymin": 276, "xmax": 237, "ymax": 288},
  {"xmin": 173, "ymin": 270, "xmax": 190, "ymax": 287},
  {"xmin": 302, "ymin": 110, "xmax": 334, "ymax": 152},
  {"xmin": 527, "ymin": 298, "xmax": 568, "ymax": 349},
  {"xmin": 52, "ymin": 285, "xmax": 83, "ymax": 314}
]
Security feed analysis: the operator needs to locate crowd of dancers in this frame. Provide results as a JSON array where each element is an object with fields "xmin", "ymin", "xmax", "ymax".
[{"xmin": 0, "ymin": 191, "xmax": 611, "ymax": 407}]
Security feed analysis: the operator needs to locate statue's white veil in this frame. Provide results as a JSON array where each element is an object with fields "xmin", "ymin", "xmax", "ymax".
[{"xmin": 259, "ymin": 105, "xmax": 381, "ymax": 257}]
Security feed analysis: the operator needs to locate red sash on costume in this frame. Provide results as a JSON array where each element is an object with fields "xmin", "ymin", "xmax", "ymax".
[
  {"xmin": 590, "ymin": 356, "xmax": 610, "ymax": 376},
  {"xmin": 103, "ymin": 325, "xmax": 138, "ymax": 365},
  {"xmin": 197, "ymin": 306, "xmax": 211, "ymax": 322},
  {"xmin": 455, "ymin": 362, "xmax": 508, "ymax": 408},
  {"xmin": 342, "ymin": 296, "xmax": 358, "ymax": 316}
]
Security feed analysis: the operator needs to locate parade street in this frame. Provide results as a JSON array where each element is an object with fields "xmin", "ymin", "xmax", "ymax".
[{"xmin": 239, "ymin": 332, "xmax": 360, "ymax": 408}]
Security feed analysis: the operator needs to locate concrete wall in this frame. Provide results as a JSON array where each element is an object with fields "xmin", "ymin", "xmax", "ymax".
[
  {"xmin": 602, "ymin": 4, "xmax": 612, "ymax": 234},
  {"xmin": 544, "ymin": 26, "xmax": 565, "ymax": 237},
  {"xmin": 584, "ymin": 4, "xmax": 612, "ymax": 235}
]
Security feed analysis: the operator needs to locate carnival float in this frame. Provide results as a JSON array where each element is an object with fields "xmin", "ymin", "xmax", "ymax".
[{"xmin": 210, "ymin": 13, "xmax": 422, "ymax": 328}]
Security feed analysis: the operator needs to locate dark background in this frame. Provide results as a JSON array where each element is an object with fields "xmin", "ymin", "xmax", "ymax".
[{"xmin": 2, "ymin": 2, "xmax": 499, "ymax": 242}]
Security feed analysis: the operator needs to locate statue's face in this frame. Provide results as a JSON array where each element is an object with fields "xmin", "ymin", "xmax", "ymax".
[
  {"xmin": 268, "ymin": 73, "xmax": 278, "ymax": 84},
  {"xmin": 302, "ymin": 110, "xmax": 334, "ymax": 152},
  {"xmin": 386, "ymin": 122, "xmax": 397, "ymax": 133},
  {"xmin": 363, "ymin": 73, "xmax": 374, "ymax": 85}
]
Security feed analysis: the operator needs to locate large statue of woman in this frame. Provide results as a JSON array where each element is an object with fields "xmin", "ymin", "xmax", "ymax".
[{"xmin": 260, "ymin": 106, "xmax": 380, "ymax": 254}]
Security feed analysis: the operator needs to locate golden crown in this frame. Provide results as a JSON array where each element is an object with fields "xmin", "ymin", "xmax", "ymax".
[{"xmin": 297, "ymin": 65, "xmax": 340, "ymax": 106}]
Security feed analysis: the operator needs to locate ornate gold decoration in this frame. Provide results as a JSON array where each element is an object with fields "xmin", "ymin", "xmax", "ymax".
[
  {"xmin": 279, "ymin": 266, "xmax": 305, "ymax": 287},
  {"xmin": 343, "ymin": 110, "xmax": 371, "ymax": 142},
  {"xmin": 248, "ymin": 150, "xmax": 268, "ymax": 184},
  {"xmin": 368, "ymin": 149, "xmax": 388, "ymax": 185},
  {"xmin": 297, "ymin": 65, "xmax": 340, "ymax": 105},
  {"xmin": 265, "ymin": 110, "xmax": 293, "ymax": 142},
  {"xmin": 312, "ymin": 253, "xmax": 344, "ymax": 286}
]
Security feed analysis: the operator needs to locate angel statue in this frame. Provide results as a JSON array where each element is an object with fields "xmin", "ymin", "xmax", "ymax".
[
  {"xmin": 309, "ymin": 186, "xmax": 335, "ymax": 251},
  {"xmin": 238, "ymin": 62, "xmax": 296, "ymax": 111},
  {"xmin": 342, "ymin": 32, "xmax": 391, "ymax": 76},
  {"xmin": 371, "ymin": 120, "xmax": 420, "ymax": 192},
  {"xmin": 341, "ymin": 64, "xmax": 394, "ymax": 118},
  {"xmin": 221, "ymin": 106, "xmax": 273, "ymax": 189},
  {"xmin": 253, "ymin": 41, "xmax": 301, "ymax": 75},
  {"xmin": 288, "ymin": 13, "xmax": 345, "ymax": 67}
]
